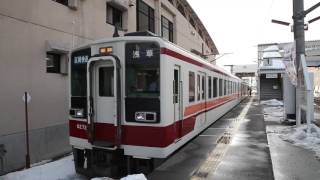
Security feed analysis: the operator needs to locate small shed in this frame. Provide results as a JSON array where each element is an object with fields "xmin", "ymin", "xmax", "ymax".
[{"xmin": 258, "ymin": 45, "xmax": 285, "ymax": 100}]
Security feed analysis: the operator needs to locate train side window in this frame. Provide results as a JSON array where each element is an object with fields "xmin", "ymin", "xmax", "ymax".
[
  {"xmin": 201, "ymin": 75, "xmax": 205, "ymax": 100},
  {"xmin": 213, "ymin": 77, "xmax": 217, "ymax": 98},
  {"xmin": 208, "ymin": 76, "xmax": 212, "ymax": 99},
  {"xmin": 226, "ymin": 80, "xmax": 229, "ymax": 95},
  {"xmin": 197, "ymin": 74, "xmax": 200, "ymax": 101},
  {"xmin": 189, "ymin": 72, "xmax": 195, "ymax": 102},
  {"xmin": 224, "ymin": 80, "xmax": 227, "ymax": 96},
  {"xmin": 219, "ymin": 79, "xmax": 223, "ymax": 96}
]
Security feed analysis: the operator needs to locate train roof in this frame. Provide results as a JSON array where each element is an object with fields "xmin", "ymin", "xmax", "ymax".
[{"xmin": 72, "ymin": 35, "xmax": 240, "ymax": 81}]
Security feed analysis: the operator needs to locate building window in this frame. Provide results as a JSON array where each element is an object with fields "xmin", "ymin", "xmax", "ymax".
[
  {"xmin": 161, "ymin": 16, "xmax": 173, "ymax": 42},
  {"xmin": 198, "ymin": 30, "xmax": 204, "ymax": 39},
  {"xmin": 137, "ymin": 0, "xmax": 155, "ymax": 33},
  {"xmin": 46, "ymin": 53, "xmax": 61, "ymax": 73},
  {"xmin": 168, "ymin": 0, "xmax": 174, "ymax": 5},
  {"xmin": 52, "ymin": 0, "xmax": 68, "ymax": 6},
  {"xmin": 189, "ymin": 18, "xmax": 196, "ymax": 29},
  {"xmin": 189, "ymin": 72, "xmax": 195, "ymax": 102},
  {"xmin": 107, "ymin": 4, "xmax": 123, "ymax": 28},
  {"xmin": 177, "ymin": 4, "xmax": 186, "ymax": 17}
]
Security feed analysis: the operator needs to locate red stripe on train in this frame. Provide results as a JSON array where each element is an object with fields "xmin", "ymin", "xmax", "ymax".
[
  {"xmin": 69, "ymin": 118, "xmax": 196, "ymax": 148},
  {"xmin": 160, "ymin": 48, "xmax": 230, "ymax": 77},
  {"xmin": 69, "ymin": 95, "xmax": 238, "ymax": 147}
]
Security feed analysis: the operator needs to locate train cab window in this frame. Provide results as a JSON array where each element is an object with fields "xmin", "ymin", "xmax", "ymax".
[
  {"xmin": 125, "ymin": 42, "xmax": 160, "ymax": 98},
  {"xmin": 208, "ymin": 76, "xmax": 212, "ymax": 99},
  {"xmin": 99, "ymin": 67, "xmax": 114, "ymax": 97},
  {"xmin": 219, "ymin": 79, "xmax": 223, "ymax": 96},
  {"xmin": 213, "ymin": 77, "xmax": 218, "ymax": 98},
  {"xmin": 197, "ymin": 74, "xmax": 200, "ymax": 101},
  {"xmin": 189, "ymin": 72, "xmax": 195, "ymax": 102}
]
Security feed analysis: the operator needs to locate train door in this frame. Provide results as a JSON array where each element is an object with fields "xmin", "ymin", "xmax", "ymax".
[
  {"xmin": 198, "ymin": 72, "xmax": 206, "ymax": 126},
  {"xmin": 88, "ymin": 56, "xmax": 121, "ymax": 147},
  {"xmin": 173, "ymin": 65, "xmax": 183, "ymax": 139}
]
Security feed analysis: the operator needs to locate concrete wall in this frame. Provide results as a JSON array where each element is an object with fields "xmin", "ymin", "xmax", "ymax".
[{"xmin": 0, "ymin": 0, "xmax": 217, "ymax": 174}]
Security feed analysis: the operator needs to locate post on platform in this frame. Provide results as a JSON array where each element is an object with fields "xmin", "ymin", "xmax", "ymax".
[{"xmin": 23, "ymin": 92, "xmax": 30, "ymax": 168}]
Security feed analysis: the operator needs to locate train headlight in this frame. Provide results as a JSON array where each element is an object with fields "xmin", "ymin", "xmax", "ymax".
[
  {"xmin": 135, "ymin": 112, "xmax": 157, "ymax": 122},
  {"xmin": 135, "ymin": 112, "xmax": 146, "ymax": 121},
  {"xmin": 70, "ymin": 108, "xmax": 85, "ymax": 118}
]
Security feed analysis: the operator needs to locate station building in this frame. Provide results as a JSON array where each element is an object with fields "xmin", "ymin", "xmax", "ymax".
[{"xmin": 0, "ymin": 0, "xmax": 218, "ymax": 174}]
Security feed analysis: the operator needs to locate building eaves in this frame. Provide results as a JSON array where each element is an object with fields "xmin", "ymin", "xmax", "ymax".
[{"xmin": 180, "ymin": 0, "xmax": 219, "ymax": 55}]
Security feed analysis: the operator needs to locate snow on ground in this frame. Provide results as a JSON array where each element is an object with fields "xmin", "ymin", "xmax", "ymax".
[
  {"xmin": 91, "ymin": 174, "xmax": 147, "ymax": 180},
  {"xmin": 0, "ymin": 154, "xmax": 147, "ymax": 180},
  {"xmin": 279, "ymin": 124, "xmax": 320, "ymax": 158},
  {"xmin": 261, "ymin": 99, "xmax": 283, "ymax": 106},
  {"xmin": 0, "ymin": 155, "xmax": 86, "ymax": 180},
  {"xmin": 261, "ymin": 99, "xmax": 285, "ymax": 122},
  {"xmin": 262, "ymin": 99, "xmax": 320, "ymax": 159}
]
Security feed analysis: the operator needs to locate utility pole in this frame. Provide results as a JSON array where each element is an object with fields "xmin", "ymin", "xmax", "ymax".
[
  {"xmin": 293, "ymin": 0, "xmax": 305, "ymax": 69},
  {"xmin": 293, "ymin": 0, "xmax": 305, "ymax": 125},
  {"xmin": 272, "ymin": 1, "xmax": 320, "ymax": 124},
  {"xmin": 292, "ymin": 1, "xmax": 320, "ymax": 123}
]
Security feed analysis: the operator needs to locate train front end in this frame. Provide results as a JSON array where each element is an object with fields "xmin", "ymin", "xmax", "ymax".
[{"xmin": 69, "ymin": 38, "xmax": 162, "ymax": 177}]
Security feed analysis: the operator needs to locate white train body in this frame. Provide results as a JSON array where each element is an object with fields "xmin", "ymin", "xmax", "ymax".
[{"xmin": 69, "ymin": 34, "xmax": 248, "ymax": 164}]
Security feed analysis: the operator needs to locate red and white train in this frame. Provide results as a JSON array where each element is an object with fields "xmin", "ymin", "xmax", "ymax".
[{"xmin": 69, "ymin": 32, "xmax": 249, "ymax": 177}]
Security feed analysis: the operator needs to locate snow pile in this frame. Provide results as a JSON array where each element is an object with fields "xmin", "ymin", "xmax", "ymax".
[
  {"xmin": 120, "ymin": 174, "xmax": 147, "ymax": 180},
  {"xmin": 0, "ymin": 155, "xmax": 85, "ymax": 180},
  {"xmin": 261, "ymin": 99, "xmax": 284, "ymax": 106},
  {"xmin": 91, "ymin": 177, "xmax": 114, "ymax": 180},
  {"xmin": 261, "ymin": 99, "xmax": 284, "ymax": 122},
  {"xmin": 91, "ymin": 174, "xmax": 147, "ymax": 180},
  {"xmin": 280, "ymin": 124, "xmax": 320, "ymax": 158}
]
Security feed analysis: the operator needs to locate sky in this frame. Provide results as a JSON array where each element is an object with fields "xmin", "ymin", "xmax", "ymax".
[{"xmin": 188, "ymin": 0, "xmax": 320, "ymax": 68}]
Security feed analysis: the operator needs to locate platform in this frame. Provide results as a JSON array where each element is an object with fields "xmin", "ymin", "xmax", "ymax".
[{"xmin": 148, "ymin": 97, "xmax": 274, "ymax": 180}]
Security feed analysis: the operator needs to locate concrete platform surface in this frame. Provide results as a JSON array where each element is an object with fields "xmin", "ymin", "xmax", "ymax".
[{"xmin": 149, "ymin": 97, "xmax": 274, "ymax": 180}]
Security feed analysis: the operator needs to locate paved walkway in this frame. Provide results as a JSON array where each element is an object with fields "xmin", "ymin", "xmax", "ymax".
[
  {"xmin": 149, "ymin": 97, "xmax": 274, "ymax": 180},
  {"xmin": 265, "ymin": 112, "xmax": 320, "ymax": 180}
]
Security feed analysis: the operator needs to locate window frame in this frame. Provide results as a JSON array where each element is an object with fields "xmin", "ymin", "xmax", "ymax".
[
  {"xmin": 189, "ymin": 71, "xmax": 195, "ymax": 102},
  {"xmin": 161, "ymin": 16, "xmax": 174, "ymax": 42},
  {"xmin": 46, "ymin": 52, "xmax": 61, "ymax": 74},
  {"xmin": 106, "ymin": 4, "xmax": 123, "ymax": 29},
  {"xmin": 137, "ymin": 0, "xmax": 155, "ymax": 33},
  {"xmin": 99, "ymin": 67, "xmax": 114, "ymax": 97},
  {"xmin": 213, "ymin": 77, "xmax": 218, "ymax": 98},
  {"xmin": 208, "ymin": 76, "xmax": 212, "ymax": 99},
  {"xmin": 177, "ymin": 4, "xmax": 186, "ymax": 17},
  {"xmin": 52, "ymin": 0, "xmax": 68, "ymax": 6}
]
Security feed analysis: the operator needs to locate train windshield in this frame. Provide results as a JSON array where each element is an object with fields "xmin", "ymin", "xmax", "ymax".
[
  {"xmin": 125, "ymin": 42, "xmax": 160, "ymax": 98},
  {"xmin": 71, "ymin": 48, "xmax": 91, "ymax": 96}
]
